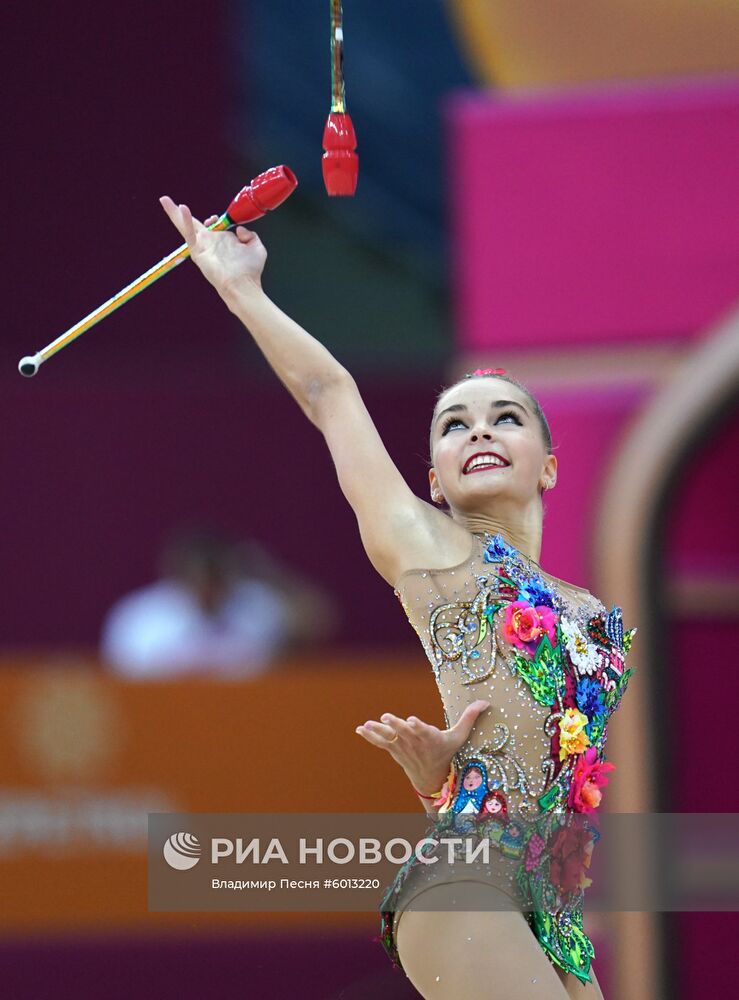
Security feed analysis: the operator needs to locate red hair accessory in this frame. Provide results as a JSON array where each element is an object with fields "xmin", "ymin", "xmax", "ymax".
[{"xmin": 471, "ymin": 368, "xmax": 507, "ymax": 377}]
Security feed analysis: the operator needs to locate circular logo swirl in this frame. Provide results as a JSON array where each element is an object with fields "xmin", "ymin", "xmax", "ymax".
[{"xmin": 163, "ymin": 832, "xmax": 202, "ymax": 870}]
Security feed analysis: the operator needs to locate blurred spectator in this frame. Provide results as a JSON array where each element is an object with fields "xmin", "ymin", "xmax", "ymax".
[{"xmin": 101, "ymin": 529, "xmax": 335, "ymax": 678}]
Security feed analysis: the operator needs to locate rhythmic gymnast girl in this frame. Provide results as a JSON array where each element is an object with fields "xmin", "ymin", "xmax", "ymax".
[{"xmin": 160, "ymin": 197, "xmax": 635, "ymax": 999}]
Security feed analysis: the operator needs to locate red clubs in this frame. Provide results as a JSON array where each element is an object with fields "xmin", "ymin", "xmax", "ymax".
[
  {"xmin": 226, "ymin": 165, "xmax": 299, "ymax": 225},
  {"xmin": 322, "ymin": 113, "xmax": 359, "ymax": 196}
]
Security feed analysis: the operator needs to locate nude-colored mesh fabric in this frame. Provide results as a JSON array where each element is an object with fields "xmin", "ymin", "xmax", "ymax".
[
  {"xmin": 387, "ymin": 531, "xmax": 605, "ymax": 915},
  {"xmin": 380, "ymin": 531, "xmax": 635, "ymax": 987}
]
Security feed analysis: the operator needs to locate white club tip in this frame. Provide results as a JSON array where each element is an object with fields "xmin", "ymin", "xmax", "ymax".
[{"xmin": 18, "ymin": 355, "xmax": 41, "ymax": 377}]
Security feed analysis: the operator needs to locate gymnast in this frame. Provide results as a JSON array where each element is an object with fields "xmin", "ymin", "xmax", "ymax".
[{"xmin": 159, "ymin": 196, "xmax": 636, "ymax": 999}]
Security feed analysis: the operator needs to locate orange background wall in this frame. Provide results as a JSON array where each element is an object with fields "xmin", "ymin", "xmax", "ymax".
[{"xmin": 0, "ymin": 657, "xmax": 441, "ymax": 933}]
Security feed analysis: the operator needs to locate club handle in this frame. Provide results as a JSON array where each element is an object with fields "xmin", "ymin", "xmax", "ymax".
[{"xmin": 18, "ymin": 166, "xmax": 298, "ymax": 376}]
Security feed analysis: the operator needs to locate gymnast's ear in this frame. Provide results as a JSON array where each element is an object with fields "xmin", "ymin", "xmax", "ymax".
[
  {"xmin": 539, "ymin": 452, "xmax": 558, "ymax": 494},
  {"xmin": 428, "ymin": 468, "xmax": 445, "ymax": 506}
]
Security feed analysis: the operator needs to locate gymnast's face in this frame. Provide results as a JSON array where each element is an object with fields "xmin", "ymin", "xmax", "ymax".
[
  {"xmin": 428, "ymin": 379, "xmax": 555, "ymax": 518},
  {"xmin": 463, "ymin": 768, "xmax": 483, "ymax": 791}
]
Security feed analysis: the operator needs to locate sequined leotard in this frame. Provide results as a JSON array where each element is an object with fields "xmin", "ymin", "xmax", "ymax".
[{"xmin": 379, "ymin": 532, "xmax": 636, "ymax": 984}]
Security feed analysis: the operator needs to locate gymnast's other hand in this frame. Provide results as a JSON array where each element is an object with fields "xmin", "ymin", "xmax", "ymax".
[
  {"xmin": 159, "ymin": 197, "xmax": 267, "ymax": 297},
  {"xmin": 355, "ymin": 700, "xmax": 491, "ymax": 800}
]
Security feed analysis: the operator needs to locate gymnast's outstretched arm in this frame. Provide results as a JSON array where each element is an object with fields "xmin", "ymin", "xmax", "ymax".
[{"xmin": 160, "ymin": 198, "xmax": 471, "ymax": 587}]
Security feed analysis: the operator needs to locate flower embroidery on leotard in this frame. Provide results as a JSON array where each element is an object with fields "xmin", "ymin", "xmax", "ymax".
[
  {"xmin": 568, "ymin": 748, "xmax": 615, "ymax": 813},
  {"xmin": 558, "ymin": 708, "xmax": 590, "ymax": 760},
  {"xmin": 381, "ymin": 534, "xmax": 637, "ymax": 986},
  {"xmin": 477, "ymin": 535, "xmax": 636, "ymax": 982},
  {"xmin": 442, "ymin": 535, "xmax": 635, "ymax": 981}
]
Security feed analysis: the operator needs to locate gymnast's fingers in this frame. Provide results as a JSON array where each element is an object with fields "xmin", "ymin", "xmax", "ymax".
[
  {"xmin": 379, "ymin": 714, "xmax": 419, "ymax": 743},
  {"xmin": 178, "ymin": 203, "xmax": 207, "ymax": 241},
  {"xmin": 159, "ymin": 195, "xmax": 187, "ymax": 237},
  {"xmin": 441, "ymin": 700, "xmax": 492, "ymax": 754},
  {"xmin": 405, "ymin": 715, "xmax": 438, "ymax": 735},
  {"xmin": 158, "ymin": 197, "xmax": 199, "ymax": 248},
  {"xmin": 365, "ymin": 718, "xmax": 404, "ymax": 742},
  {"xmin": 379, "ymin": 712, "xmax": 410, "ymax": 735},
  {"xmin": 204, "ymin": 214, "xmax": 219, "ymax": 227},
  {"xmin": 355, "ymin": 720, "xmax": 403, "ymax": 750},
  {"xmin": 235, "ymin": 225, "xmax": 260, "ymax": 244}
]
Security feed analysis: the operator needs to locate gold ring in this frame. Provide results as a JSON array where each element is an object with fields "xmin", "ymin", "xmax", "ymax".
[{"xmin": 388, "ymin": 733, "xmax": 400, "ymax": 743}]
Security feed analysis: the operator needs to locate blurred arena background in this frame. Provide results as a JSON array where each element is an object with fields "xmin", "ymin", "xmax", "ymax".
[{"xmin": 2, "ymin": 2, "xmax": 739, "ymax": 997}]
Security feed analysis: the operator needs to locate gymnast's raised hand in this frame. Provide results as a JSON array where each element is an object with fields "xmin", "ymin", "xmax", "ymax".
[{"xmin": 159, "ymin": 197, "xmax": 267, "ymax": 295}]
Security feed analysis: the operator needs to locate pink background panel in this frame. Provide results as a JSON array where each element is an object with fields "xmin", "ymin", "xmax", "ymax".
[
  {"xmin": 447, "ymin": 80, "xmax": 739, "ymax": 349},
  {"xmin": 532, "ymin": 385, "xmax": 649, "ymax": 591},
  {"xmin": 665, "ymin": 412, "xmax": 739, "ymax": 577}
]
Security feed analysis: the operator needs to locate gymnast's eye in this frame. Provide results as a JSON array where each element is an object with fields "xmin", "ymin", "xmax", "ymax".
[
  {"xmin": 441, "ymin": 418, "xmax": 467, "ymax": 435},
  {"xmin": 496, "ymin": 410, "xmax": 522, "ymax": 425}
]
